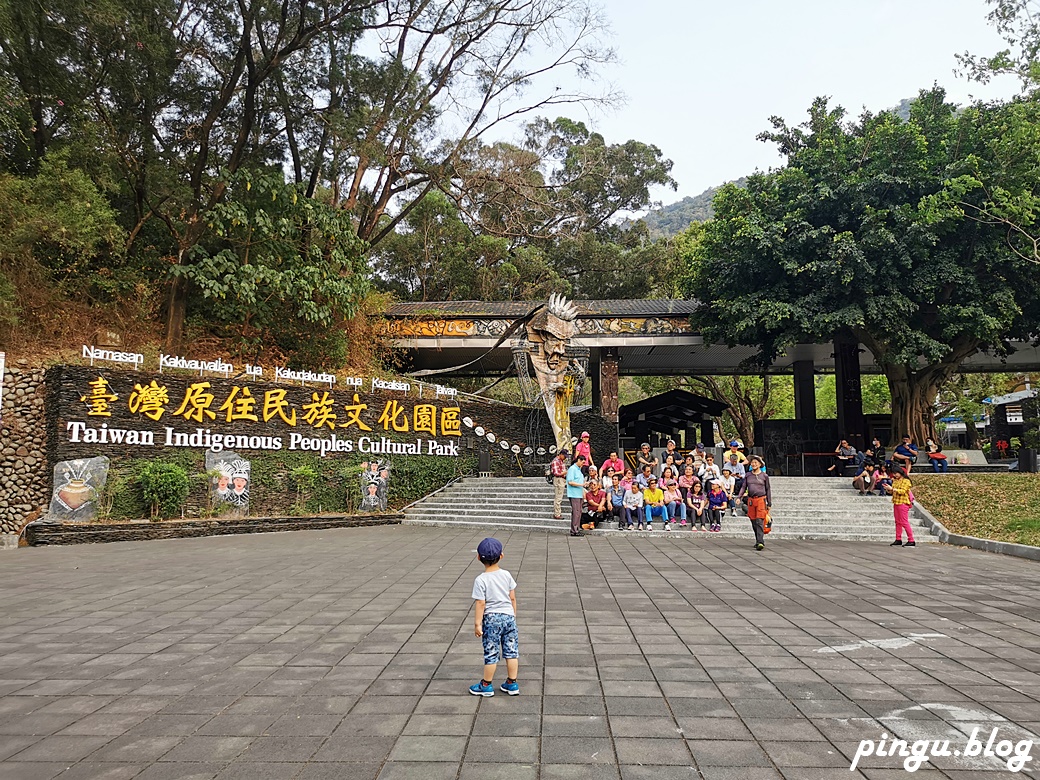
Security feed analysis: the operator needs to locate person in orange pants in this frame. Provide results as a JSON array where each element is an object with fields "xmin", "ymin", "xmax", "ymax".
[{"xmin": 736, "ymin": 455, "xmax": 771, "ymax": 551}]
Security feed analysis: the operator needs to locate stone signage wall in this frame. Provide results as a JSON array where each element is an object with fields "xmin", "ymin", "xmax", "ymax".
[
  {"xmin": 43, "ymin": 365, "xmax": 617, "ymax": 519},
  {"xmin": 1, "ymin": 364, "xmax": 49, "ymax": 533}
]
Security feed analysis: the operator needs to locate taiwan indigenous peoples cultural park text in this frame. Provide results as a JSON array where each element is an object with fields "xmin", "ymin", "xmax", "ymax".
[{"xmin": 65, "ymin": 346, "xmax": 463, "ymax": 458}]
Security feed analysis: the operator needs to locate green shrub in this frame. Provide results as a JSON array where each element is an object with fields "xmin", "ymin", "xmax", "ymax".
[
  {"xmin": 138, "ymin": 462, "xmax": 191, "ymax": 519},
  {"xmin": 289, "ymin": 464, "xmax": 320, "ymax": 513}
]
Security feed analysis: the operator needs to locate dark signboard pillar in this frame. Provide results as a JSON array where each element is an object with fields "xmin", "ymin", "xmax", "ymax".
[
  {"xmin": 590, "ymin": 348, "xmax": 601, "ymax": 415},
  {"xmin": 600, "ymin": 347, "xmax": 619, "ymax": 423},
  {"xmin": 834, "ymin": 335, "xmax": 866, "ymax": 449},
  {"xmin": 700, "ymin": 418, "xmax": 714, "ymax": 448},
  {"xmin": 793, "ymin": 360, "xmax": 816, "ymax": 420}
]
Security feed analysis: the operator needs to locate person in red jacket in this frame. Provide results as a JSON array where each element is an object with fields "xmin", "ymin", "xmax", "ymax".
[{"xmin": 601, "ymin": 449, "xmax": 625, "ymax": 476}]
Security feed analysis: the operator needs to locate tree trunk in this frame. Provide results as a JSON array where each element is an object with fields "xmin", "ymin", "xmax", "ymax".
[
  {"xmin": 163, "ymin": 249, "xmax": 188, "ymax": 352},
  {"xmin": 886, "ymin": 366, "xmax": 940, "ymax": 447},
  {"xmin": 964, "ymin": 419, "xmax": 980, "ymax": 449}
]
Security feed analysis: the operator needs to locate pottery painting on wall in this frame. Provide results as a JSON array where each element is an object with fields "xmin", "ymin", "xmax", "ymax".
[{"xmin": 49, "ymin": 456, "xmax": 111, "ymax": 522}]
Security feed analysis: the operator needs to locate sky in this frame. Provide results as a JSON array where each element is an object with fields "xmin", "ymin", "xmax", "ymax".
[{"xmin": 570, "ymin": 0, "xmax": 1022, "ymax": 208}]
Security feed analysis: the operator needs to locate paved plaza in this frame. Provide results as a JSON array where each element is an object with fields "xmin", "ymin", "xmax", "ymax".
[{"xmin": 1, "ymin": 527, "xmax": 1040, "ymax": 780}]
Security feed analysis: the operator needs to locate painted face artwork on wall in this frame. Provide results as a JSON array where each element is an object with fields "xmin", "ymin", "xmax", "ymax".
[
  {"xmin": 48, "ymin": 456, "xmax": 110, "ymax": 523},
  {"xmin": 360, "ymin": 460, "xmax": 390, "ymax": 511},
  {"xmin": 207, "ymin": 451, "xmax": 250, "ymax": 510}
]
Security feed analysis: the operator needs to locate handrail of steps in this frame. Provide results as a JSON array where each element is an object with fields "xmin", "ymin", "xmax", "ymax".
[{"xmin": 400, "ymin": 468, "xmax": 478, "ymax": 512}]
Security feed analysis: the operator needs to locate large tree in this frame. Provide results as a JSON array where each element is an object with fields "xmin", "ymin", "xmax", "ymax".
[
  {"xmin": 0, "ymin": 0, "xmax": 617, "ymax": 349},
  {"xmin": 682, "ymin": 88, "xmax": 1040, "ymax": 444}
]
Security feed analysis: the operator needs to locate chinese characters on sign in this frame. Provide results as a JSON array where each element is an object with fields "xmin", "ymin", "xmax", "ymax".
[{"xmin": 68, "ymin": 373, "xmax": 464, "ymax": 458}]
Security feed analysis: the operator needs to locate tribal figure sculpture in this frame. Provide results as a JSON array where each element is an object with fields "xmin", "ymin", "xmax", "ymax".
[{"xmin": 525, "ymin": 294, "xmax": 584, "ymax": 451}]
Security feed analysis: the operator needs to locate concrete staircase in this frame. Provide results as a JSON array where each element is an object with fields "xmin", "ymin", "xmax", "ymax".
[{"xmin": 402, "ymin": 476, "xmax": 937, "ymax": 542}]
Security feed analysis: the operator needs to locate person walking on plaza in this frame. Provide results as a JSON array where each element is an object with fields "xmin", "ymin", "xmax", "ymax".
[
  {"xmin": 736, "ymin": 455, "xmax": 772, "ymax": 551},
  {"xmin": 566, "ymin": 455, "xmax": 587, "ymax": 537},
  {"xmin": 885, "ymin": 467, "xmax": 916, "ymax": 547},
  {"xmin": 469, "ymin": 537, "xmax": 520, "ymax": 696},
  {"xmin": 550, "ymin": 449, "xmax": 568, "ymax": 519}
]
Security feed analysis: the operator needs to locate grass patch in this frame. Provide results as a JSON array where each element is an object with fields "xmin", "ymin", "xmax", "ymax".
[{"xmin": 912, "ymin": 473, "xmax": 1040, "ymax": 547}]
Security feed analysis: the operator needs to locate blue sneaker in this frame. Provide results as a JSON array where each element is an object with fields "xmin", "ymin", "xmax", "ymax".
[
  {"xmin": 500, "ymin": 680, "xmax": 520, "ymax": 696},
  {"xmin": 468, "ymin": 680, "xmax": 494, "ymax": 697}
]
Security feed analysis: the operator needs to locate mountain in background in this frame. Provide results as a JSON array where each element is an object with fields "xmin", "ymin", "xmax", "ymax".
[
  {"xmin": 637, "ymin": 99, "xmax": 915, "ymax": 239},
  {"xmin": 637, "ymin": 176, "xmax": 748, "ymax": 238}
]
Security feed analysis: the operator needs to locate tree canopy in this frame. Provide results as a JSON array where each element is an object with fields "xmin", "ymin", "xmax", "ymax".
[
  {"xmin": 682, "ymin": 87, "xmax": 1040, "ymax": 443},
  {"xmin": 0, "ymin": 0, "xmax": 681, "ymax": 361}
]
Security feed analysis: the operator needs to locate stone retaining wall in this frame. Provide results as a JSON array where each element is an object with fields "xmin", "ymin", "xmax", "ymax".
[
  {"xmin": 1, "ymin": 364, "xmax": 48, "ymax": 533},
  {"xmin": 25, "ymin": 513, "xmax": 402, "ymax": 546}
]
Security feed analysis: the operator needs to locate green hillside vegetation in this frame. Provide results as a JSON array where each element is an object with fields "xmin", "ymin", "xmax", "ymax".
[{"xmin": 637, "ymin": 177, "xmax": 749, "ymax": 238}]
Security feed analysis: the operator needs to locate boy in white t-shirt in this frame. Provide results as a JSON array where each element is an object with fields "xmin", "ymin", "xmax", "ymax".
[{"xmin": 469, "ymin": 537, "xmax": 520, "ymax": 696}]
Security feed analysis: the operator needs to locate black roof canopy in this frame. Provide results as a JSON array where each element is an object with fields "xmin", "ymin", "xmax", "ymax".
[{"xmin": 619, "ymin": 389, "xmax": 729, "ymax": 433}]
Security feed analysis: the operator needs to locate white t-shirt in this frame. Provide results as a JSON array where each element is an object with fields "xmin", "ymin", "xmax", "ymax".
[{"xmin": 472, "ymin": 569, "xmax": 517, "ymax": 615}]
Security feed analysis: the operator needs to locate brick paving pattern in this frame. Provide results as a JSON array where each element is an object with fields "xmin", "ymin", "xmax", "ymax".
[{"xmin": 1, "ymin": 527, "xmax": 1039, "ymax": 779}]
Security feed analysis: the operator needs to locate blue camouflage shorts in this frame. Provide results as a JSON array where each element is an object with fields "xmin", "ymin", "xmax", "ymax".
[{"xmin": 481, "ymin": 612, "xmax": 519, "ymax": 665}]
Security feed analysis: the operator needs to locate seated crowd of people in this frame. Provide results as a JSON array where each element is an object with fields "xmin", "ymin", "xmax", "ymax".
[
  {"xmin": 552, "ymin": 435, "xmax": 763, "ymax": 532},
  {"xmin": 832, "ymin": 434, "xmax": 949, "ymax": 496}
]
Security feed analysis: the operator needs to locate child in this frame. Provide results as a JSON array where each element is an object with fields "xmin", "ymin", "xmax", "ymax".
[
  {"xmin": 622, "ymin": 479, "xmax": 644, "ymax": 530},
  {"xmin": 706, "ymin": 480, "xmax": 728, "ymax": 532},
  {"xmin": 470, "ymin": 538, "xmax": 519, "ymax": 696}
]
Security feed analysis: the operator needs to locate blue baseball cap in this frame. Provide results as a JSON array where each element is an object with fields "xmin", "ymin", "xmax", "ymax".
[
  {"xmin": 477, "ymin": 538, "xmax": 503, "ymax": 561},
  {"xmin": 729, "ymin": 440, "xmax": 739, "ymax": 447}
]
